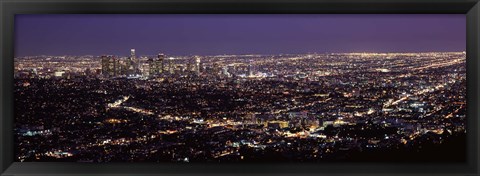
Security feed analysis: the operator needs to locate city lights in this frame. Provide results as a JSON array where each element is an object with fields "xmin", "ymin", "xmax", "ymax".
[{"xmin": 14, "ymin": 51, "xmax": 466, "ymax": 162}]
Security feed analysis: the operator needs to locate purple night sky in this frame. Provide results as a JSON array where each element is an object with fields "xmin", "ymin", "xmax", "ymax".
[{"xmin": 14, "ymin": 14, "xmax": 465, "ymax": 57}]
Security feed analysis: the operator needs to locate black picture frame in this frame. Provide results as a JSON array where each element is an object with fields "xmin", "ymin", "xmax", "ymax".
[{"xmin": 1, "ymin": 0, "xmax": 479, "ymax": 175}]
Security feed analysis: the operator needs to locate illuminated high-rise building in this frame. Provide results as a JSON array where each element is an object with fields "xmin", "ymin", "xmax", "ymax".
[
  {"xmin": 149, "ymin": 53, "xmax": 165, "ymax": 76},
  {"xmin": 168, "ymin": 57, "xmax": 175, "ymax": 74},
  {"xmin": 120, "ymin": 58, "xmax": 130, "ymax": 76},
  {"xmin": 129, "ymin": 48, "xmax": 140, "ymax": 75},
  {"xmin": 101, "ymin": 55, "xmax": 117, "ymax": 77},
  {"xmin": 147, "ymin": 58, "xmax": 154, "ymax": 76},
  {"xmin": 130, "ymin": 49, "xmax": 135, "ymax": 59},
  {"xmin": 195, "ymin": 56, "xmax": 202, "ymax": 74},
  {"xmin": 212, "ymin": 63, "xmax": 221, "ymax": 75},
  {"xmin": 247, "ymin": 60, "xmax": 253, "ymax": 77},
  {"xmin": 186, "ymin": 57, "xmax": 193, "ymax": 72},
  {"xmin": 158, "ymin": 53, "xmax": 165, "ymax": 73}
]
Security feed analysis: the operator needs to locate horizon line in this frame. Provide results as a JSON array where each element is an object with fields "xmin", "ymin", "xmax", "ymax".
[{"xmin": 14, "ymin": 50, "xmax": 467, "ymax": 58}]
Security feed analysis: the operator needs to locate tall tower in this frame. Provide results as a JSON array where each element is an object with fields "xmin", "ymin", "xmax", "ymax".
[
  {"xmin": 158, "ymin": 53, "xmax": 165, "ymax": 73},
  {"xmin": 129, "ymin": 48, "xmax": 140, "ymax": 75},
  {"xmin": 101, "ymin": 55, "xmax": 108, "ymax": 76},
  {"xmin": 130, "ymin": 49, "xmax": 135, "ymax": 59},
  {"xmin": 149, "ymin": 53, "xmax": 165, "ymax": 76},
  {"xmin": 247, "ymin": 60, "xmax": 253, "ymax": 77},
  {"xmin": 168, "ymin": 57, "xmax": 175, "ymax": 74},
  {"xmin": 101, "ymin": 55, "xmax": 116, "ymax": 77},
  {"xmin": 195, "ymin": 56, "xmax": 201, "ymax": 74}
]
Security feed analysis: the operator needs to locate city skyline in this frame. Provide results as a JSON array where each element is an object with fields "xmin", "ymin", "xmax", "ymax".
[
  {"xmin": 13, "ymin": 14, "xmax": 466, "ymax": 162},
  {"xmin": 14, "ymin": 14, "xmax": 465, "ymax": 57},
  {"xmin": 14, "ymin": 51, "xmax": 466, "ymax": 162}
]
